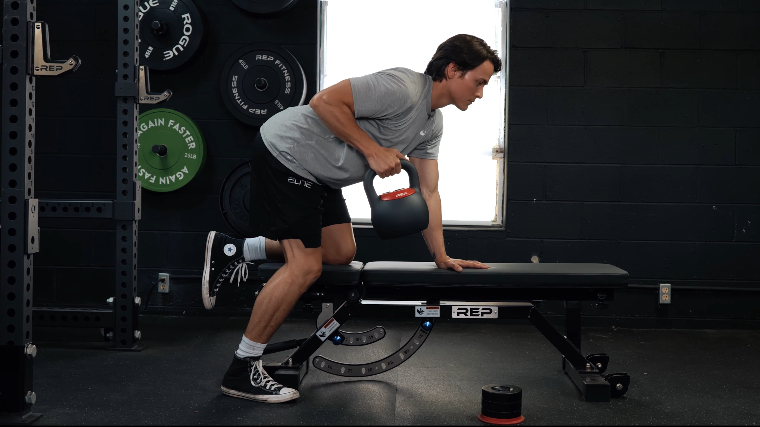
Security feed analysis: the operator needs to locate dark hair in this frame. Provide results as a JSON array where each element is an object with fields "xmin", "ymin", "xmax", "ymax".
[{"xmin": 424, "ymin": 34, "xmax": 502, "ymax": 82}]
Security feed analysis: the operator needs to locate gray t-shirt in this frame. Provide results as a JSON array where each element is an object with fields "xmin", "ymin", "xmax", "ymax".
[{"xmin": 259, "ymin": 67, "xmax": 443, "ymax": 189}]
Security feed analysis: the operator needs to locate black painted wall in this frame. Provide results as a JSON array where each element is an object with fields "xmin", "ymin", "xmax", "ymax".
[
  {"xmin": 502, "ymin": 0, "xmax": 760, "ymax": 327},
  {"xmin": 24, "ymin": 0, "xmax": 760, "ymax": 327},
  {"xmin": 31, "ymin": 0, "xmax": 319, "ymax": 311}
]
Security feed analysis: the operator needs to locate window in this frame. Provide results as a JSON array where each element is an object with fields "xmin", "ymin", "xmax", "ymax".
[{"xmin": 317, "ymin": 0, "xmax": 509, "ymax": 227}]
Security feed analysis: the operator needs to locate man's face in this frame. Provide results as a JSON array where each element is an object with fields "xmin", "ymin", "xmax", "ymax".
[{"xmin": 449, "ymin": 60, "xmax": 495, "ymax": 111}]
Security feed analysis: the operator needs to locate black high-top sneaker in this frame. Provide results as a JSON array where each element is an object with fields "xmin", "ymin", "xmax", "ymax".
[
  {"xmin": 202, "ymin": 231, "xmax": 252, "ymax": 310},
  {"xmin": 221, "ymin": 356, "xmax": 300, "ymax": 403}
]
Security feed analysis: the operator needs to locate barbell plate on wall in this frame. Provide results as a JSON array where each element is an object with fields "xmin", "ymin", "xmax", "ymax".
[
  {"xmin": 138, "ymin": 0, "xmax": 205, "ymax": 71},
  {"xmin": 229, "ymin": 0, "xmax": 300, "ymax": 16},
  {"xmin": 137, "ymin": 108, "xmax": 206, "ymax": 192},
  {"xmin": 220, "ymin": 161, "xmax": 252, "ymax": 237},
  {"xmin": 220, "ymin": 43, "xmax": 307, "ymax": 127}
]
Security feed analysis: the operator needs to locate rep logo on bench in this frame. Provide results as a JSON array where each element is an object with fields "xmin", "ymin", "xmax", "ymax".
[{"xmin": 452, "ymin": 306, "xmax": 499, "ymax": 318}]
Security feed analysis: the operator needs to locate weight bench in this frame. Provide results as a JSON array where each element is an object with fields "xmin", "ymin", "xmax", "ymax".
[{"xmin": 256, "ymin": 261, "xmax": 631, "ymax": 402}]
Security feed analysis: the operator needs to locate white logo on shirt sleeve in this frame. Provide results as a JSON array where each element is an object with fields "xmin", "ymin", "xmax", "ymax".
[{"xmin": 420, "ymin": 131, "xmax": 426, "ymax": 136}]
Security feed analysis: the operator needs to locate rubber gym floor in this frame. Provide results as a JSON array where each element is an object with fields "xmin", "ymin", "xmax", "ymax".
[{"xmin": 29, "ymin": 315, "xmax": 760, "ymax": 425}]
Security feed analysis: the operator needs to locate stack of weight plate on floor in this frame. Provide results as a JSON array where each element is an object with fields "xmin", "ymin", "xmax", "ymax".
[{"xmin": 478, "ymin": 385, "xmax": 525, "ymax": 425}]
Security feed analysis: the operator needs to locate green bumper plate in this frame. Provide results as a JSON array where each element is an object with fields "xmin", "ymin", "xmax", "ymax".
[{"xmin": 137, "ymin": 108, "xmax": 206, "ymax": 192}]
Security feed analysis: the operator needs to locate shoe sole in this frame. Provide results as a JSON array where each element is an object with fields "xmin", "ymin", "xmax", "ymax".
[
  {"xmin": 202, "ymin": 231, "xmax": 216, "ymax": 310},
  {"xmin": 221, "ymin": 386, "xmax": 300, "ymax": 403}
]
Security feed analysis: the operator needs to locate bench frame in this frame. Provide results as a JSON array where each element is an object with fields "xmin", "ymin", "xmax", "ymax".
[{"xmin": 261, "ymin": 280, "xmax": 629, "ymax": 402}]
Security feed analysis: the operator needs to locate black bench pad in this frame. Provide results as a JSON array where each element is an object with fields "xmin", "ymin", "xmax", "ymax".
[
  {"xmin": 361, "ymin": 262, "xmax": 628, "ymax": 288},
  {"xmin": 257, "ymin": 261, "xmax": 628, "ymax": 289},
  {"xmin": 257, "ymin": 261, "xmax": 363, "ymax": 286}
]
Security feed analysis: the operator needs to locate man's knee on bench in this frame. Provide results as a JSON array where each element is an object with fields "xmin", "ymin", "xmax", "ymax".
[
  {"xmin": 282, "ymin": 261, "xmax": 323, "ymax": 292},
  {"xmin": 280, "ymin": 244, "xmax": 324, "ymax": 290},
  {"xmin": 322, "ymin": 245, "xmax": 356, "ymax": 266}
]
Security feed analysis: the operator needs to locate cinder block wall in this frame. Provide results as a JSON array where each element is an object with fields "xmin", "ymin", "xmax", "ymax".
[
  {"xmin": 27, "ymin": 0, "xmax": 760, "ymax": 327},
  {"xmin": 502, "ymin": 0, "xmax": 760, "ymax": 327}
]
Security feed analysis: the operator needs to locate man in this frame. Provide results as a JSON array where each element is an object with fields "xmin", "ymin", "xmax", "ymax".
[{"xmin": 202, "ymin": 34, "xmax": 501, "ymax": 403}]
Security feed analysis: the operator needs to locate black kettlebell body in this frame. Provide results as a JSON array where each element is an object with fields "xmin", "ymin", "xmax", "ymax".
[{"xmin": 364, "ymin": 160, "xmax": 429, "ymax": 240}]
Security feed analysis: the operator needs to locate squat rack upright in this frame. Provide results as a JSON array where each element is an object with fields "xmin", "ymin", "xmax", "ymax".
[{"xmin": 0, "ymin": 0, "xmax": 156, "ymax": 423}]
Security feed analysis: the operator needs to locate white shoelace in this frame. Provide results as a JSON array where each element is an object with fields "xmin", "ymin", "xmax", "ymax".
[
  {"xmin": 228, "ymin": 261, "xmax": 252, "ymax": 287},
  {"xmin": 252, "ymin": 360, "xmax": 281, "ymax": 391}
]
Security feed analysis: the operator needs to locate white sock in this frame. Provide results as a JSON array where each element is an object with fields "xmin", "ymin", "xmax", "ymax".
[
  {"xmin": 235, "ymin": 335, "xmax": 267, "ymax": 359},
  {"xmin": 243, "ymin": 236, "xmax": 267, "ymax": 262}
]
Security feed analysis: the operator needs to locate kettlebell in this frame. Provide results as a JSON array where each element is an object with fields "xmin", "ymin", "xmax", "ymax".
[{"xmin": 364, "ymin": 159, "xmax": 429, "ymax": 240}]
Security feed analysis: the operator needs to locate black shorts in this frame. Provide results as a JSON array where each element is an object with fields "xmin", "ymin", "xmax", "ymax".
[{"xmin": 247, "ymin": 133, "xmax": 351, "ymax": 249}]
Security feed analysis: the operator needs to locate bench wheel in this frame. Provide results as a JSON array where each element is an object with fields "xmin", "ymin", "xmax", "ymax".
[{"xmin": 605, "ymin": 372, "xmax": 630, "ymax": 398}]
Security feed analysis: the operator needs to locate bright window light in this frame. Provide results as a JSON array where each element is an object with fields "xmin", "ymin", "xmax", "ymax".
[{"xmin": 319, "ymin": 0, "xmax": 508, "ymax": 226}]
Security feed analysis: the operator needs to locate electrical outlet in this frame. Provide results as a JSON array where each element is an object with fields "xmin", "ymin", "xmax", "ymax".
[
  {"xmin": 158, "ymin": 273, "xmax": 170, "ymax": 294},
  {"xmin": 659, "ymin": 283, "xmax": 671, "ymax": 305}
]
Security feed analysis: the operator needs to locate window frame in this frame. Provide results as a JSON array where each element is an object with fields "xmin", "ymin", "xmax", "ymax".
[{"xmin": 315, "ymin": 0, "xmax": 510, "ymax": 231}]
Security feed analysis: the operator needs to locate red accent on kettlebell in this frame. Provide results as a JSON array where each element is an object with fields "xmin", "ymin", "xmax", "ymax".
[
  {"xmin": 380, "ymin": 188, "xmax": 416, "ymax": 201},
  {"xmin": 364, "ymin": 160, "xmax": 429, "ymax": 240}
]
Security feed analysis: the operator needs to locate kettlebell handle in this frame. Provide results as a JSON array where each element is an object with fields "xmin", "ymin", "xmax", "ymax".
[{"xmin": 363, "ymin": 159, "xmax": 421, "ymax": 206}]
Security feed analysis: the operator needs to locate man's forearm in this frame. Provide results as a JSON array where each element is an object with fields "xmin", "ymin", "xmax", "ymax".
[{"xmin": 421, "ymin": 190, "xmax": 446, "ymax": 262}]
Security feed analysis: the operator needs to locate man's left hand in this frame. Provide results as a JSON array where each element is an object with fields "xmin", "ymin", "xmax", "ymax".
[{"xmin": 435, "ymin": 257, "xmax": 491, "ymax": 272}]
